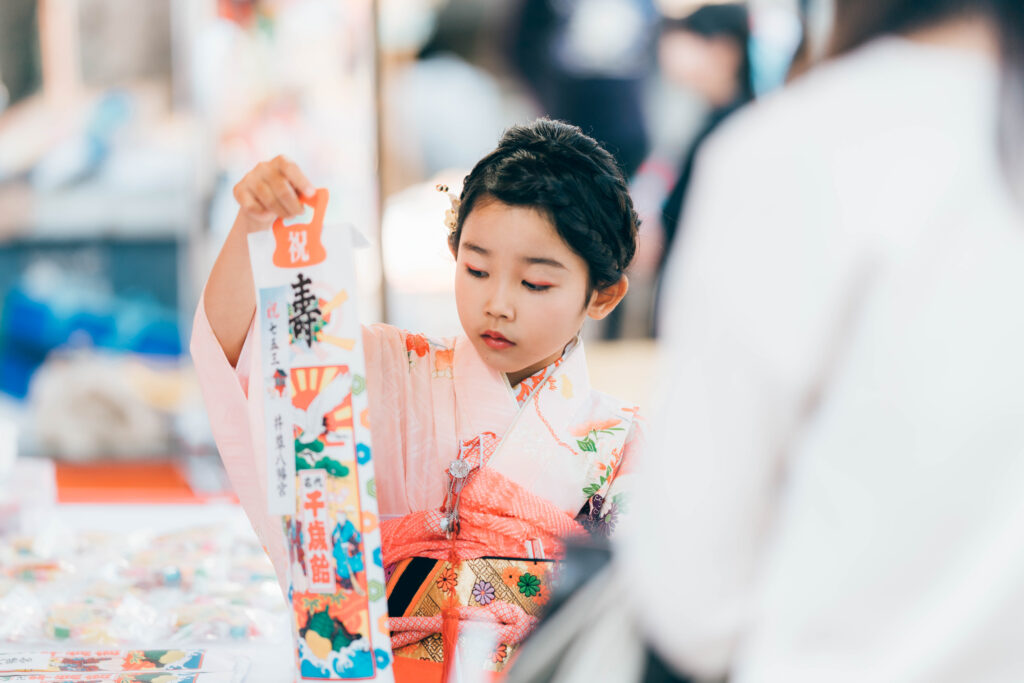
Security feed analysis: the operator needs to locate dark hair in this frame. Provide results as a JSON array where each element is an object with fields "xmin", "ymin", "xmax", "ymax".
[
  {"xmin": 661, "ymin": 4, "xmax": 755, "ymax": 102},
  {"xmin": 450, "ymin": 119, "xmax": 638, "ymax": 291},
  {"xmin": 827, "ymin": 0, "xmax": 1024, "ymax": 182}
]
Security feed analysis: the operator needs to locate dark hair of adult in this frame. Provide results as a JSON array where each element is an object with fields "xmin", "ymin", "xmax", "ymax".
[
  {"xmin": 827, "ymin": 0, "xmax": 1024, "ymax": 182},
  {"xmin": 661, "ymin": 3, "xmax": 755, "ymax": 103},
  {"xmin": 450, "ymin": 119, "xmax": 639, "ymax": 292}
]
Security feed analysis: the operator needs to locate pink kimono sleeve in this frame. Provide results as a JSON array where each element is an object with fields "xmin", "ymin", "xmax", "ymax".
[
  {"xmin": 189, "ymin": 292, "xmax": 290, "ymax": 595},
  {"xmin": 361, "ymin": 327, "xmax": 451, "ymax": 518}
]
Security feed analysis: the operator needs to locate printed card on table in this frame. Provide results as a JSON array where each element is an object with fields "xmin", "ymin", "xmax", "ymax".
[
  {"xmin": 0, "ymin": 649, "xmax": 244, "ymax": 681},
  {"xmin": 248, "ymin": 189, "xmax": 393, "ymax": 682},
  {"xmin": 0, "ymin": 674, "xmax": 233, "ymax": 682}
]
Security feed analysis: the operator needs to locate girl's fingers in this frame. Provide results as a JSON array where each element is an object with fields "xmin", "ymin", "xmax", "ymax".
[
  {"xmin": 270, "ymin": 175, "xmax": 304, "ymax": 216},
  {"xmin": 275, "ymin": 156, "xmax": 316, "ymax": 198},
  {"xmin": 254, "ymin": 179, "xmax": 291, "ymax": 218},
  {"xmin": 234, "ymin": 182, "xmax": 264, "ymax": 213},
  {"xmin": 237, "ymin": 189, "xmax": 275, "ymax": 228},
  {"xmin": 243, "ymin": 189, "xmax": 272, "ymax": 214},
  {"xmin": 233, "ymin": 155, "xmax": 315, "ymax": 225}
]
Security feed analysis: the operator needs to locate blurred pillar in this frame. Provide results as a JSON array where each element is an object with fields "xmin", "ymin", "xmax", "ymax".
[
  {"xmin": 38, "ymin": 0, "xmax": 82, "ymax": 107},
  {"xmin": 372, "ymin": 0, "xmax": 389, "ymax": 324}
]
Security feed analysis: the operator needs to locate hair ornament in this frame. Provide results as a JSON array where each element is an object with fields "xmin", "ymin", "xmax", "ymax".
[{"xmin": 436, "ymin": 183, "xmax": 461, "ymax": 231}]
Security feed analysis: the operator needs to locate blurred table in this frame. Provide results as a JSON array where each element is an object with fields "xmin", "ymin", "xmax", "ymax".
[{"xmin": 0, "ymin": 458, "xmax": 294, "ymax": 682}]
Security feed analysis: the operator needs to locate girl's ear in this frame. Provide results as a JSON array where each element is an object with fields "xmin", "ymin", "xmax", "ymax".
[{"xmin": 586, "ymin": 276, "xmax": 629, "ymax": 320}]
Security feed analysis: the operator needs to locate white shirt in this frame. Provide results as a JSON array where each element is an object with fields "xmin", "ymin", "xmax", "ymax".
[{"xmin": 624, "ymin": 37, "xmax": 1024, "ymax": 682}]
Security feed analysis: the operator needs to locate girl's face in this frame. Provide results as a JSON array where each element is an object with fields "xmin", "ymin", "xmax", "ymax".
[{"xmin": 454, "ymin": 199, "xmax": 625, "ymax": 386}]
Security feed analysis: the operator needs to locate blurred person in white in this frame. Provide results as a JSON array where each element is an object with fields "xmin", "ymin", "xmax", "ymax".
[{"xmin": 623, "ymin": 0, "xmax": 1024, "ymax": 681}]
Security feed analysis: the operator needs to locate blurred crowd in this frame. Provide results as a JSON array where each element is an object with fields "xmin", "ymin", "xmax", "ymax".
[{"xmin": 0, "ymin": 0, "xmax": 801, "ymax": 461}]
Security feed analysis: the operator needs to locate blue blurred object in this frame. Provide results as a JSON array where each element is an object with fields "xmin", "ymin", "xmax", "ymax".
[
  {"xmin": 30, "ymin": 90, "xmax": 135, "ymax": 191},
  {"xmin": 0, "ymin": 235, "xmax": 182, "ymax": 399},
  {"xmin": 161, "ymin": 566, "xmax": 183, "ymax": 586},
  {"xmin": 749, "ymin": 9, "xmax": 803, "ymax": 96},
  {"xmin": 0, "ymin": 283, "xmax": 181, "ymax": 399}
]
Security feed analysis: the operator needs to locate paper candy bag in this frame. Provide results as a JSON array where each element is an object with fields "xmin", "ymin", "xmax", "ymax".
[{"xmin": 248, "ymin": 190, "xmax": 393, "ymax": 681}]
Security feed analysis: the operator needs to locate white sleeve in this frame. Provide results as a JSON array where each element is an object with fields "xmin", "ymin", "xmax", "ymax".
[{"xmin": 619, "ymin": 120, "xmax": 873, "ymax": 679}]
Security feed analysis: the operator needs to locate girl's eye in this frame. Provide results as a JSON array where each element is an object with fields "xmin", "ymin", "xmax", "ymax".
[
  {"xmin": 466, "ymin": 266, "xmax": 487, "ymax": 278},
  {"xmin": 522, "ymin": 281, "xmax": 552, "ymax": 292}
]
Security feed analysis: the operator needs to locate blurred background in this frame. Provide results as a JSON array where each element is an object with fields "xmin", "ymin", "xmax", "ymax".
[
  {"xmin": 0, "ymin": 0, "xmax": 804, "ymax": 667},
  {"xmin": 0, "ymin": 0, "xmax": 806, "ymax": 490},
  {"xmin": 4, "ymin": 2, "xmax": 1019, "ymax": 679}
]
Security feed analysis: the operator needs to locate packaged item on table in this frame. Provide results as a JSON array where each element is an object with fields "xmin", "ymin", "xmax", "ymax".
[
  {"xmin": 0, "ymin": 584, "xmax": 46, "ymax": 642},
  {"xmin": 44, "ymin": 602, "xmax": 117, "ymax": 644},
  {"xmin": 0, "ymin": 516, "xmax": 287, "ymax": 647},
  {"xmin": 171, "ymin": 602, "xmax": 284, "ymax": 642}
]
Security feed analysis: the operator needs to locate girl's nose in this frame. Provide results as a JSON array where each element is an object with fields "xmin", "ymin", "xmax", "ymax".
[{"xmin": 485, "ymin": 283, "xmax": 515, "ymax": 320}]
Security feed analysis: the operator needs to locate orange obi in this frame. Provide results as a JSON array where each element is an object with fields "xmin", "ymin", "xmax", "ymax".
[{"xmin": 380, "ymin": 467, "xmax": 584, "ymax": 678}]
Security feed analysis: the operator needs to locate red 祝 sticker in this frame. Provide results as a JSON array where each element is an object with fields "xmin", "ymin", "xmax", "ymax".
[{"xmin": 272, "ymin": 188, "xmax": 329, "ymax": 268}]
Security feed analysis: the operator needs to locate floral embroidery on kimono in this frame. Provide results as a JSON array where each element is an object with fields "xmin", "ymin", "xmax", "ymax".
[
  {"xmin": 514, "ymin": 357, "xmax": 564, "ymax": 407},
  {"xmin": 404, "ymin": 332, "xmax": 451, "ymax": 372},
  {"xmin": 572, "ymin": 418, "xmax": 632, "ymax": 537}
]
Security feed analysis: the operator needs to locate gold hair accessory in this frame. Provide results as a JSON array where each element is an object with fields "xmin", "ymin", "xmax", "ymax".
[{"xmin": 436, "ymin": 183, "xmax": 461, "ymax": 231}]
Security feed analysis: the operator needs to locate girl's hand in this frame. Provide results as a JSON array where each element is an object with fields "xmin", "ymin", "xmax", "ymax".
[{"xmin": 232, "ymin": 155, "xmax": 317, "ymax": 233}]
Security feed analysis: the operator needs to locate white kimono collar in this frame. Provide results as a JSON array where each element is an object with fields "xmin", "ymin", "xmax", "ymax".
[{"xmin": 451, "ymin": 334, "xmax": 592, "ymax": 443}]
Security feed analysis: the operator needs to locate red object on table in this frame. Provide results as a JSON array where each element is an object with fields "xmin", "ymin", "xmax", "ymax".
[{"xmin": 55, "ymin": 461, "xmax": 235, "ymax": 504}]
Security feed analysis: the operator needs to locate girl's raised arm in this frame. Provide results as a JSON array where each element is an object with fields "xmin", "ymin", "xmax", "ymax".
[{"xmin": 203, "ymin": 156, "xmax": 315, "ymax": 366}]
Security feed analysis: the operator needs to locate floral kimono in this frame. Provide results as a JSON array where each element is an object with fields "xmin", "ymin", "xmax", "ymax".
[{"xmin": 190, "ymin": 291, "xmax": 642, "ymax": 681}]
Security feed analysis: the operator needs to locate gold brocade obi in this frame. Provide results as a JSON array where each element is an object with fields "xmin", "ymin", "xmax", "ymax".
[{"xmin": 385, "ymin": 556, "xmax": 555, "ymax": 671}]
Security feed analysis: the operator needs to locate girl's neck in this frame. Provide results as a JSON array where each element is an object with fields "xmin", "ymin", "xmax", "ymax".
[{"xmin": 505, "ymin": 337, "xmax": 578, "ymax": 387}]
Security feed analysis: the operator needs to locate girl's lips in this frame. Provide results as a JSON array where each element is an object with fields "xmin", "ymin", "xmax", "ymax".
[{"xmin": 481, "ymin": 331, "xmax": 515, "ymax": 350}]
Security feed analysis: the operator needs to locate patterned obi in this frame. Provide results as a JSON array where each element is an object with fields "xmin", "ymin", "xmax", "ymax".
[{"xmin": 386, "ymin": 556, "xmax": 555, "ymax": 671}]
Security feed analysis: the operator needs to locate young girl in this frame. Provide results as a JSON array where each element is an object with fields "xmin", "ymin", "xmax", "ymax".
[{"xmin": 191, "ymin": 119, "xmax": 643, "ymax": 681}]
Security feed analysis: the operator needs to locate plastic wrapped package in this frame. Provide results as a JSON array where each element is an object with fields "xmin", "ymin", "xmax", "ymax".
[
  {"xmin": 0, "ymin": 522, "xmax": 288, "ymax": 648},
  {"xmin": 0, "ymin": 585, "xmax": 47, "ymax": 642}
]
